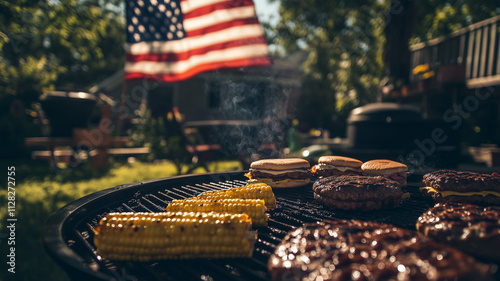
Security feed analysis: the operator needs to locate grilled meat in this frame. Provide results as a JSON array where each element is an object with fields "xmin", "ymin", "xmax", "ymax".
[
  {"xmin": 268, "ymin": 219, "xmax": 495, "ymax": 281},
  {"xmin": 421, "ymin": 170, "xmax": 500, "ymax": 205},
  {"xmin": 417, "ymin": 202, "xmax": 500, "ymax": 263},
  {"xmin": 313, "ymin": 175, "xmax": 404, "ymax": 210}
]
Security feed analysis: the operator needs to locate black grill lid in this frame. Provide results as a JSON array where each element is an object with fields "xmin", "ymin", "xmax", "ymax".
[
  {"xmin": 39, "ymin": 91, "xmax": 97, "ymax": 137},
  {"xmin": 347, "ymin": 102, "xmax": 422, "ymax": 123},
  {"xmin": 43, "ymin": 171, "xmax": 432, "ymax": 281}
]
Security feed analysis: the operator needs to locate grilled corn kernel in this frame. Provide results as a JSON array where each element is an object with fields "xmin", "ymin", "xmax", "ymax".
[
  {"xmin": 93, "ymin": 211, "xmax": 256, "ymax": 261},
  {"xmin": 197, "ymin": 183, "xmax": 277, "ymax": 209},
  {"xmin": 166, "ymin": 198, "xmax": 268, "ymax": 227}
]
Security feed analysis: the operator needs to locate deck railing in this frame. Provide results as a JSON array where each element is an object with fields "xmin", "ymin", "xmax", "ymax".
[{"xmin": 410, "ymin": 15, "xmax": 500, "ymax": 88}]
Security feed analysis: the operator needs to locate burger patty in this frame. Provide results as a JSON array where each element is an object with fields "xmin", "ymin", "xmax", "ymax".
[
  {"xmin": 386, "ymin": 171, "xmax": 407, "ymax": 185},
  {"xmin": 315, "ymin": 168, "xmax": 362, "ymax": 178},
  {"xmin": 312, "ymin": 175, "xmax": 404, "ymax": 210},
  {"xmin": 268, "ymin": 220, "xmax": 495, "ymax": 281},
  {"xmin": 249, "ymin": 169, "xmax": 311, "ymax": 181},
  {"xmin": 417, "ymin": 203, "xmax": 500, "ymax": 263},
  {"xmin": 422, "ymin": 169, "xmax": 500, "ymax": 192}
]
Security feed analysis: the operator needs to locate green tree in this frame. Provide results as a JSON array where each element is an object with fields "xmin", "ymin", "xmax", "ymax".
[
  {"xmin": 0, "ymin": 0, "xmax": 125, "ymax": 158},
  {"xmin": 411, "ymin": 0, "xmax": 499, "ymax": 43},
  {"xmin": 269, "ymin": 0, "xmax": 387, "ymax": 135}
]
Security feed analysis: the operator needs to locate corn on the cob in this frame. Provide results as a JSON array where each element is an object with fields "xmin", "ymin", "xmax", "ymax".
[
  {"xmin": 93, "ymin": 211, "xmax": 256, "ymax": 261},
  {"xmin": 166, "ymin": 198, "xmax": 268, "ymax": 227},
  {"xmin": 197, "ymin": 183, "xmax": 277, "ymax": 209}
]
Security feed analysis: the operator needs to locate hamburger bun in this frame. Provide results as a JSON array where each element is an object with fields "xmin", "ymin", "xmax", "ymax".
[
  {"xmin": 247, "ymin": 158, "xmax": 311, "ymax": 188},
  {"xmin": 361, "ymin": 159, "xmax": 408, "ymax": 176},
  {"xmin": 250, "ymin": 158, "xmax": 310, "ymax": 170},
  {"xmin": 313, "ymin": 156, "xmax": 363, "ymax": 178},
  {"xmin": 317, "ymin": 156, "xmax": 363, "ymax": 168}
]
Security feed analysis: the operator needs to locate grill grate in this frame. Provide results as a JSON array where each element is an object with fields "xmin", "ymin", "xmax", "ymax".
[{"xmin": 45, "ymin": 172, "xmax": 434, "ymax": 281}]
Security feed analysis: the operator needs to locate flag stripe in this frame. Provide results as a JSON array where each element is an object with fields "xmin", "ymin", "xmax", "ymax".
[
  {"xmin": 125, "ymin": 44, "xmax": 270, "ymax": 74},
  {"xmin": 182, "ymin": 0, "xmax": 255, "ymax": 19},
  {"xmin": 126, "ymin": 56, "xmax": 271, "ymax": 82},
  {"xmin": 183, "ymin": 6, "xmax": 257, "ymax": 31},
  {"xmin": 126, "ymin": 24, "xmax": 265, "ymax": 55},
  {"xmin": 125, "ymin": 0, "xmax": 271, "ymax": 82},
  {"xmin": 185, "ymin": 18, "xmax": 259, "ymax": 37},
  {"xmin": 179, "ymin": 0, "xmax": 229, "ymax": 14},
  {"xmin": 126, "ymin": 36, "xmax": 267, "ymax": 62}
]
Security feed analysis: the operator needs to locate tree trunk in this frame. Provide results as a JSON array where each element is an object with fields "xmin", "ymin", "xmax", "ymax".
[{"xmin": 384, "ymin": 0, "xmax": 414, "ymax": 86}]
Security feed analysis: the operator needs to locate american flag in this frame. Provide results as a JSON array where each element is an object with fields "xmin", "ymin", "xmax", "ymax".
[{"xmin": 125, "ymin": 0, "xmax": 272, "ymax": 82}]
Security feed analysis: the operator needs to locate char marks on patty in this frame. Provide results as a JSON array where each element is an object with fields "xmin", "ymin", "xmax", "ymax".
[
  {"xmin": 268, "ymin": 219, "xmax": 495, "ymax": 281},
  {"xmin": 313, "ymin": 175, "xmax": 403, "ymax": 201},
  {"xmin": 312, "ymin": 175, "xmax": 404, "ymax": 210},
  {"xmin": 314, "ymin": 168, "xmax": 362, "ymax": 178},
  {"xmin": 417, "ymin": 203, "xmax": 500, "ymax": 263}
]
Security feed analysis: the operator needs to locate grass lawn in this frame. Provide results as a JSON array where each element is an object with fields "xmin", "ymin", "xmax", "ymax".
[{"xmin": 0, "ymin": 159, "xmax": 243, "ymax": 281}]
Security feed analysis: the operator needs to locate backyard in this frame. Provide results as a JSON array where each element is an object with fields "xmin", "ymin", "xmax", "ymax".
[
  {"xmin": 0, "ymin": 159, "xmax": 243, "ymax": 281},
  {"xmin": 2, "ymin": 1, "xmax": 500, "ymax": 280}
]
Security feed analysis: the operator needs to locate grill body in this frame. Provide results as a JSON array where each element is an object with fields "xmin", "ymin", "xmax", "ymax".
[
  {"xmin": 345, "ymin": 103, "xmax": 460, "ymax": 167},
  {"xmin": 40, "ymin": 91, "xmax": 97, "ymax": 137},
  {"xmin": 346, "ymin": 103, "xmax": 423, "ymax": 149},
  {"xmin": 43, "ymin": 171, "xmax": 433, "ymax": 281}
]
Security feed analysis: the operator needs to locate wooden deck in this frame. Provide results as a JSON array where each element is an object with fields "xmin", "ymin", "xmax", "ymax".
[{"xmin": 409, "ymin": 15, "xmax": 500, "ymax": 89}]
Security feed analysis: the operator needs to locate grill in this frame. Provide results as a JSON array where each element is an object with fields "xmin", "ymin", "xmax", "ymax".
[
  {"xmin": 40, "ymin": 91, "xmax": 97, "ymax": 137},
  {"xmin": 43, "ymin": 171, "xmax": 433, "ymax": 281},
  {"xmin": 344, "ymin": 103, "xmax": 460, "ymax": 167}
]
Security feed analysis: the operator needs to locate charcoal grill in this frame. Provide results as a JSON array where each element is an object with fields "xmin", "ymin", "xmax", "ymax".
[{"xmin": 43, "ymin": 171, "xmax": 433, "ymax": 281}]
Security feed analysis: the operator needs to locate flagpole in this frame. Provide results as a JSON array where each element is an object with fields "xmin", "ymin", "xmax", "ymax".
[{"xmin": 115, "ymin": 76, "xmax": 127, "ymax": 137}]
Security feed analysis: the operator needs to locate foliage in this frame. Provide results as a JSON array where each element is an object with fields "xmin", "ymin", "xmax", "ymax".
[
  {"xmin": 0, "ymin": 160, "xmax": 242, "ymax": 281},
  {"xmin": 412, "ymin": 0, "xmax": 499, "ymax": 43},
  {"xmin": 269, "ymin": 0, "xmax": 386, "ymax": 135},
  {"xmin": 0, "ymin": 0, "xmax": 125, "ymax": 95},
  {"xmin": 0, "ymin": 0, "xmax": 125, "ymax": 158},
  {"xmin": 129, "ymin": 104, "xmax": 190, "ymax": 174}
]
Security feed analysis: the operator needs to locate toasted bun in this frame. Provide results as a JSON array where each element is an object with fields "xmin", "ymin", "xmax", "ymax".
[
  {"xmin": 361, "ymin": 159, "xmax": 408, "ymax": 176},
  {"xmin": 318, "ymin": 156, "xmax": 363, "ymax": 168},
  {"xmin": 250, "ymin": 158, "xmax": 310, "ymax": 171}
]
